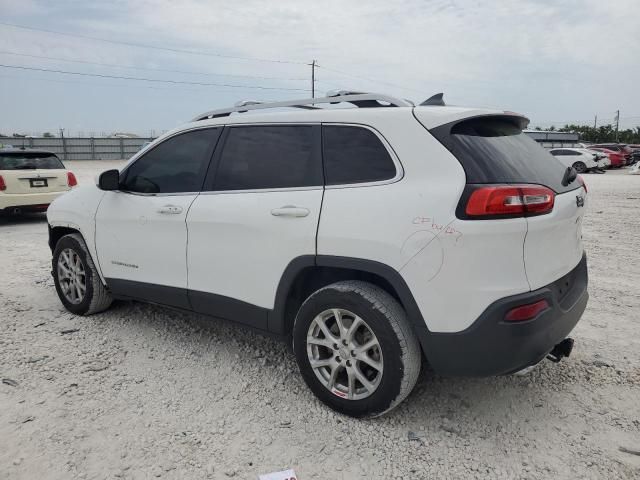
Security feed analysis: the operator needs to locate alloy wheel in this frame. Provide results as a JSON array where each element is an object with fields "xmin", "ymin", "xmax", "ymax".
[
  {"xmin": 57, "ymin": 248, "xmax": 87, "ymax": 304},
  {"xmin": 306, "ymin": 308, "xmax": 384, "ymax": 400}
]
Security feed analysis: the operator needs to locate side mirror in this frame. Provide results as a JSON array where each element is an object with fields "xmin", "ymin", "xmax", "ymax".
[{"xmin": 98, "ymin": 169, "xmax": 120, "ymax": 191}]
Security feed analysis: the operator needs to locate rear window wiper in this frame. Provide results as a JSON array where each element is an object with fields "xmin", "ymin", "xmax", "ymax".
[{"xmin": 561, "ymin": 166, "xmax": 577, "ymax": 186}]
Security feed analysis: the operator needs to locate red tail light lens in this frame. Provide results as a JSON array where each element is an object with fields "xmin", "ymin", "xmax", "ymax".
[
  {"xmin": 0, "ymin": 175, "xmax": 6, "ymax": 191},
  {"xmin": 465, "ymin": 184, "xmax": 555, "ymax": 218},
  {"xmin": 67, "ymin": 171, "xmax": 78, "ymax": 187},
  {"xmin": 505, "ymin": 299, "xmax": 550, "ymax": 322},
  {"xmin": 577, "ymin": 175, "xmax": 587, "ymax": 193}
]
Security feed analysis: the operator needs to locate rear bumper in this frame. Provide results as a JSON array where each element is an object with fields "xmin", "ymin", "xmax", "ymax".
[
  {"xmin": 422, "ymin": 253, "xmax": 588, "ymax": 376},
  {"xmin": 0, "ymin": 191, "xmax": 65, "ymax": 211}
]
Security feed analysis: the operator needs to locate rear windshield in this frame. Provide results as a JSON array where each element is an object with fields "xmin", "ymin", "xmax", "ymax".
[
  {"xmin": 0, "ymin": 152, "xmax": 64, "ymax": 170},
  {"xmin": 431, "ymin": 117, "xmax": 577, "ymax": 193}
]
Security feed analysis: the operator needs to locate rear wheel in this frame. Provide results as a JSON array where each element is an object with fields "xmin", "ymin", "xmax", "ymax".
[
  {"xmin": 293, "ymin": 281, "xmax": 421, "ymax": 417},
  {"xmin": 572, "ymin": 161, "xmax": 587, "ymax": 173},
  {"xmin": 52, "ymin": 233, "xmax": 113, "ymax": 315}
]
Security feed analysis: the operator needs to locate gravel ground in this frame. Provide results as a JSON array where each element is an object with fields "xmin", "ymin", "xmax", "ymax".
[{"xmin": 1, "ymin": 162, "xmax": 639, "ymax": 480}]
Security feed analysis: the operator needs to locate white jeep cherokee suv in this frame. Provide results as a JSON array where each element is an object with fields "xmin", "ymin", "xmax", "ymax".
[{"xmin": 47, "ymin": 92, "xmax": 589, "ymax": 417}]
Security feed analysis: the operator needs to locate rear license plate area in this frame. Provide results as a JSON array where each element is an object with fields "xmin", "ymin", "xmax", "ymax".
[{"xmin": 29, "ymin": 179, "xmax": 48, "ymax": 188}]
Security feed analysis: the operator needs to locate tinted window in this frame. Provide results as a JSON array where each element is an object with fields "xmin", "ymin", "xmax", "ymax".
[
  {"xmin": 122, "ymin": 129, "xmax": 219, "ymax": 193},
  {"xmin": 431, "ymin": 117, "xmax": 576, "ymax": 193},
  {"xmin": 212, "ymin": 125, "xmax": 321, "ymax": 190},
  {"xmin": 323, "ymin": 126, "xmax": 396, "ymax": 185},
  {"xmin": 0, "ymin": 152, "xmax": 64, "ymax": 170}
]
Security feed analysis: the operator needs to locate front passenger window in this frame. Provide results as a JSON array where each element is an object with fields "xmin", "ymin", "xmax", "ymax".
[{"xmin": 122, "ymin": 128, "xmax": 220, "ymax": 194}]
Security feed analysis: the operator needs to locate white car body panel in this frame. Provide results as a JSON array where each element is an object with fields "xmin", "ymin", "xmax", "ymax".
[
  {"xmin": 523, "ymin": 187, "xmax": 586, "ymax": 290},
  {"xmin": 402, "ymin": 217, "xmax": 531, "ymax": 332},
  {"xmin": 187, "ymin": 189, "xmax": 322, "ymax": 309},
  {"xmin": 94, "ymin": 191, "xmax": 197, "ymax": 290},
  {"xmin": 409, "ymin": 106, "xmax": 508, "ymax": 129},
  {"xmin": 47, "ymin": 185, "xmax": 106, "ymax": 281},
  {"xmin": 317, "ymin": 111, "xmax": 464, "ymax": 270}
]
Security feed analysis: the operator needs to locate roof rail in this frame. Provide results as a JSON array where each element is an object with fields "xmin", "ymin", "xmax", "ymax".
[{"xmin": 191, "ymin": 92, "xmax": 413, "ymax": 121}]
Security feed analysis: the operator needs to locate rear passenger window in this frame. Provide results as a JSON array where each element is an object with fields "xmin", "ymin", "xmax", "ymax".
[
  {"xmin": 322, "ymin": 126, "xmax": 396, "ymax": 185},
  {"xmin": 212, "ymin": 125, "xmax": 321, "ymax": 190}
]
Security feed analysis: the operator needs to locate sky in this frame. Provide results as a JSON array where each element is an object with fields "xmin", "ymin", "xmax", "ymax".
[{"xmin": 1, "ymin": 0, "xmax": 639, "ymax": 137}]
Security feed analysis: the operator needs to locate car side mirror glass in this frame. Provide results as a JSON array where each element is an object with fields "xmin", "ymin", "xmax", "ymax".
[{"xmin": 98, "ymin": 169, "xmax": 120, "ymax": 191}]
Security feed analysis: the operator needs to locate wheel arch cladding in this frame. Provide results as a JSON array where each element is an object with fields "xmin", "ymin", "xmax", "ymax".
[
  {"xmin": 48, "ymin": 225, "xmax": 81, "ymax": 251},
  {"xmin": 268, "ymin": 255, "xmax": 431, "ymax": 358}
]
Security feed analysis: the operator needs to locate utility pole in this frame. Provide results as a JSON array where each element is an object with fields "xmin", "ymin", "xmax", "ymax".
[
  {"xmin": 593, "ymin": 115, "xmax": 597, "ymax": 129},
  {"xmin": 614, "ymin": 110, "xmax": 620, "ymax": 142},
  {"xmin": 311, "ymin": 59, "xmax": 316, "ymax": 99},
  {"xmin": 59, "ymin": 127, "xmax": 67, "ymax": 161}
]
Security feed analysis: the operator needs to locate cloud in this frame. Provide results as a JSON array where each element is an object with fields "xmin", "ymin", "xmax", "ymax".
[{"xmin": 0, "ymin": 0, "xmax": 638, "ymax": 133}]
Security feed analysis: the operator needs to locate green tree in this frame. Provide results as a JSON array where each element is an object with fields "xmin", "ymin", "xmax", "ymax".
[
  {"xmin": 538, "ymin": 123, "xmax": 640, "ymax": 144},
  {"xmin": 42, "ymin": 132, "xmax": 55, "ymax": 138}
]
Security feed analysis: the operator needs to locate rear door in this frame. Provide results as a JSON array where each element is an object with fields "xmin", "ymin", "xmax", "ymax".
[
  {"xmin": 95, "ymin": 128, "xmax": 220, "ymax": 308},
  {"xmin": 186, "ymin": 124, "xmax": 323, "ymax": 329},
  {"xmin": 426, "ymin": 114, "xmax": 586, "ymax": 290},
  {"xmin": 0, "ymin": 152, "xmax": 68, "ymax": 193}
]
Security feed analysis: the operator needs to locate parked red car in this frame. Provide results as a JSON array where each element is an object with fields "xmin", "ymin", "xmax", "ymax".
[
  {"xmin": 627, "ymin": 145, "xmax": 640, "ymax": 165},
  {"xmin": 590, "ymin": 144, "xmax": 633, "ymax": 165},
  {"xmin": 589, "ymin": 147, "xmax": 625, "ymax": 168}
]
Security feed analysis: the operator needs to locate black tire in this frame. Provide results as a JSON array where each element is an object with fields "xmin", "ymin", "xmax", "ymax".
[
  {"xmin": 52, "ymin": 233, "xmax": 113, "ymax": 315},
  {"xmin": 572, "ymin": 161, "xmax": 587, "ymax": 173},
  {"xmin": 293, "ymin": 280, "xmax": 421, "ymax": 418}
]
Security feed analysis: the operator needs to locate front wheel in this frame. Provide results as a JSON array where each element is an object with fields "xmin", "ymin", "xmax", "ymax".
[
  {"xmin": 293, "ymin": 281, "xmax": 421, "ymax": 417},
  {"xmin": 52, "ymin": 233, "xmax": 113, "ymax": 315}
]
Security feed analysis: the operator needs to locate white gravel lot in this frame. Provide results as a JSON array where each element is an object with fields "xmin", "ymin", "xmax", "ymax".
[{"xmin": 1, "ymin": 162, "xmax": 639, "ymax": 480}]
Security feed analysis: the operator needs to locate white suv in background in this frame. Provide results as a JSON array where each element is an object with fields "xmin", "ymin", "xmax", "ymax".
[{"xmin": 47, "ymin": 92, "xmax": 589, "ymax": 417}]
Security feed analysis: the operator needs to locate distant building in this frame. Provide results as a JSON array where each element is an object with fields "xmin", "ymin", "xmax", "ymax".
[{"xmin": 524, "ymin": 130, "xmax": 580, "ymax": 148}]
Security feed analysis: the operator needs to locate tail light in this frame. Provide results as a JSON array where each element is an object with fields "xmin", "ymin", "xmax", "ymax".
[
  {"xmin": 505, "ymin": 299, "xmax": 550, "ymax": 322},
  {"xmin": 67, "ymin": 171, "xmax": 78, "ymax": 187},
  {"xmin": 0, "ymin": 175, "xmax": 5, "ymax": 191},
  {"xmin": 463, "ymin": 184, "xmax": 555, "ymax": 218},
  {"xmin": 577, "ymin": 175, "xmax": 587, "ymax": 193}
]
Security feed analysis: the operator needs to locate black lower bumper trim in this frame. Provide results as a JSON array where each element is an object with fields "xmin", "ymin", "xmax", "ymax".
[
  {"xmin": 2, "ymin": 204, "xmax": 50, "ymax": 214},
  {"xmin": 422, "ymin": 253, "xmax": 589, "ymax": 376}
]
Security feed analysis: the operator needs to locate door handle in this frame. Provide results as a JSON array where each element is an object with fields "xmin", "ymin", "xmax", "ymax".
[
  {"xmin": 157, "ymin": 205, "xmax": 183, "ymax": 214},
  {"xmin": 270, "ymin": 205, "xmax": 310, "ymax": 218}
]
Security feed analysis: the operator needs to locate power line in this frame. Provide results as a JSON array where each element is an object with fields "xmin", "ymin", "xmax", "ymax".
[
  {"xmin": 0, "ymin": 73, "xmax": 234, "ymax": 94},
  {"xmin": 0, "ymin": 23, "xmax": 425, "ymax": 97},
  {"xmin": 0, "ymin": 21, "xmax": 307, "ymax": 66},
  {"xmin": 0, "ymin": 63, "xmax": 310, "ymax": 91},
  {"xmin": 0, "ymin": 50, "xmax": 310, "ymax": 82},
  {"xmin": 316, "ymin": 64, "xmax": 422, "ymax": 95}
]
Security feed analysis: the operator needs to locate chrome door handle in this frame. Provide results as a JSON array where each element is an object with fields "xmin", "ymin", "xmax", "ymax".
[
  {"xmin": 157, "ymin": 205, "xmax": 183, "ymax": 214},
  {"xmin": 270, "ymin": 205, "xmax": 310, "ymax": 217}
]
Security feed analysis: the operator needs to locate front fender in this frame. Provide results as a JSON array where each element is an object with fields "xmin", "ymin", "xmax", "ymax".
[{"xmin": 47, "ymin": 185, "xmax": 106, "ymax": 283}]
